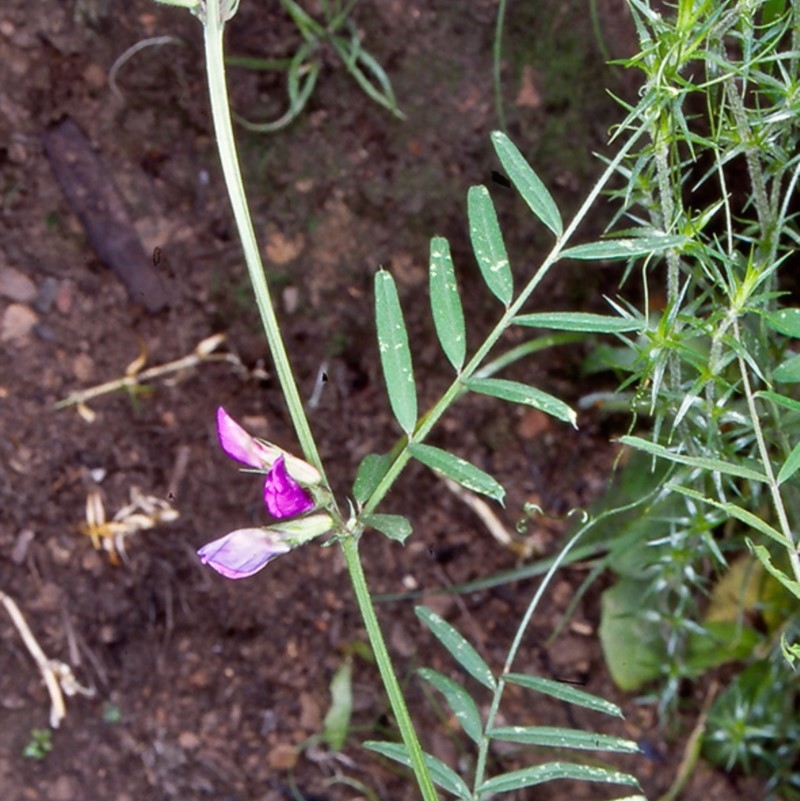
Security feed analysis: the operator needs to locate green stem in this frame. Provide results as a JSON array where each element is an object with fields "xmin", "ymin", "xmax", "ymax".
[
  {"xmin": 203, "ymin": 0, "xmax": 326, "ymax": 482},
  {"xmin": 734, "ymin": 318, "xmax": 800, "ymax": 586},
  {"xmin": 341, "ymin": 536, "xmax": 439, "ymax": 801},
  {"xmin": 203, "ymin": 4, "xmax": 436, "ymax": 796}
]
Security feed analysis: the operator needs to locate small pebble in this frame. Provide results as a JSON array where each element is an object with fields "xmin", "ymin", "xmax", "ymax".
[
  {"xmin": 1, "ymin": 303, "xmax": 38, "ymax": 342},
  {"xmin": 55, "ymin": 281, "xmax": 74, "ymax": 315},
  {"xmin": 0, "ymin": 266, "xmax": 36, "ymax": 303},
  {"xmin": 35, "ymin": 277, "xmax": 60, "ymax": 313}
]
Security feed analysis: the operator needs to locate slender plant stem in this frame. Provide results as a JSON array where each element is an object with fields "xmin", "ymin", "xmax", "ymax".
[
  {"xmin": 492, "ymin": 0, "xmax": 508, "ymax": 131},
  {"xmin": 203, "ymin": 4, "xmax": 437, "ymax": 797},
  {"xmin": 341, "ymin": 536, "xmax": 439, "ymax": 801},
  {"xmin": 203, "ymin": 0, "xmax": 326, "ymax": 482},
  {"xmin": 734, "ymin": 318, "xmax": 800, "ymax": 585}
]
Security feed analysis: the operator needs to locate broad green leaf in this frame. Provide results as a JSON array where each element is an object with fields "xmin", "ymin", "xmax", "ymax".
[
  {"xmin": 364, "ymin": 741, "xmax": 471, "ymax": 800},
  {"xmin": 409, "ymin": 442, "xmax": 505, "ymax": 503},
  {"xmin": 468, "ymin": 185, "xmax": 513, "ymax": 306},
  {"xmin": 765, "ymin": 308, "xmax": 800, "ymax": 338},
  {"xmin": 375, "ymin": 270, "xmax": 417, "ymax": 433},
  {"xmin": 466, "ymin": 377, "xmax": 577, "ymax": 428},
  {"xmin": 488, "ymin": 725, "xmax": 639, "ymax": 754},
  {"xmin": 561, "ymin": 235, "xmax": 687, "ymax": 261},
  {"xmin": 620, "ymin": 435, "xmax": 767, "ymax": 483},
  {"xmin": 361, "ymin": 513, "xmax": 412, "ymax": 543},
  {"xmin": 756, "ymin": 390, "xmax": 800, "ymax": 414},
  {"xmin": 600, "ymin": 578, "xmax": 665, "ymax": 691},
  {"xmin": 513, "ymin": 311, "xmax": 642, "ymax": 334},
  {"xmin": 749, "ymin": 541, "xmax": 800, "ymax": 600},
  {"xmin": 503, "ymin": 674, "xmax": 623, "ymax": 718},
  {"xmin": 479, "ymin": 762, "xmax": 639, "ymax": 795},
  {"xmin": 778, "ymin": 441, "xmax": 800, "ymax": 485},
  {"xmin": 418, "ymin": 668, "xmax": 483, "ymax": 745},
  {"xmin": 774, "ymin": 353, "xmax": 800, "ymax": 383},
  {"xmin": 429, "ymin": 237, "xmax": 466, "ymax": 372},
  {"xmin": 491, "ymin": 130, "xmax": 562, "ymax": 238},
  {"xmin": 685, "ymin": 621, "xmax": 760, "ymax": 673},
  {"xmin": 415, "ymin": 606, "xmax": 496, "ymax": 690},
  {"xmin": 353, "ymin": 452, "xmax": 393, "ymax": 505},
  {"xmin": 669, "ymin": 484, "xmax": 793, "ymax": 549},
  {"xmin": 322, "ymin": 659, "xmax": 352, "ymax": 751}
]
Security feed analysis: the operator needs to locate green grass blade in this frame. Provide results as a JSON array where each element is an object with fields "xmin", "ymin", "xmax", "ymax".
[
  {"xmin": 468, "ymin": 185, "xmax": 513, "ymax": 306},
  {"xmin": 491, "ymin": 130, "xmax": 562, "ymax": 238},
  {"xmin": 777, "ymin": 440, "xmax": 800, "ymax": 485},
  {"xmin": 466, "ymin": 377, "xmax": 577, "ymax": 427},
  {"xmin": 513, "ymin": 311, "xmax": 642, "ymax": 334},
  {"xmin": 418, "ymin": 668, "xmax": 483, "ymax": 745},
  {"xmin": 375, "ymin": 270, "xmax": 417, "ymax": 434},
  {"xmin": 415, "ymin": 606, "xmax": 496, "ymax": 690},
  {"xmin": 409, "ymin": 442, "xmax": 505, "ymax": 503},
  {"xmin": 620, "ymin": 435, "xmax": 767, "ymax": 482},
  {"xmin": 429, "ymin": 237, "xmax": 467, "ymax": 372},
  {"xmin": 669, "ymin": 484, "xmax": 794, "ymax": 549}
]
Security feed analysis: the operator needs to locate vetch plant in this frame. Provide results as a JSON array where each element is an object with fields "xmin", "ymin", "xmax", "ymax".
[{"xmin": 153, "ymin": 0, "xmax": 658, "ymax": 797}]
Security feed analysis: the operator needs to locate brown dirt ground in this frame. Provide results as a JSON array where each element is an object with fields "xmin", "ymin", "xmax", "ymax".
[{"xmin": 0, "ymin": 1, "xmax": 768, "ymax": 800}]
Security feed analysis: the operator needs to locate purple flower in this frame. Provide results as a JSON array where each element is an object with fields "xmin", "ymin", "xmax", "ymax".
[
  {"xmin": 198, "ymin": 528, "xmax": 291, "ymax": 579},
  {"xmin": 264, "ymin": 455, "xmax": 314, "ymax": 517},
  {"xmin": 198, "ymin": 409, "xmax": 328, "ymax": 580},
  {"xmin": 216, "ymin": 407, "xmax": 322, "ymax": 485}
]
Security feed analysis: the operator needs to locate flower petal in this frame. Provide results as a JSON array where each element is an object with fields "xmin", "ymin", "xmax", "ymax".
[
  {"xmin": 197, "ymin": 527, "xmax": 291, "ymax": 579},
  {"xmin": 217, "ymin": 407, "xmax": 279, "ymax": 469},
  {"xmin": 264, "ymin": 456, "xmax": 315, "ymax": 518}
]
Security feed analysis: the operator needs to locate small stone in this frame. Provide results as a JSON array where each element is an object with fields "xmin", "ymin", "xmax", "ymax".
[
  {"xmin": 178, "ymin": 731, "xmax": 200, "ymax": 750},
  {"xmin": 0, "ymin": 266, "xmax": 36, "ymax": 302},
  {"xmin": 47, "ymin": 775, "xmax": 77, "ymax": 801},
  {"xmin": 1, "ymin": 303, "xmax": 38, "ymax": 342},
  {"xmin": 55, "ymin": 281, "xmax": 74, "ymax": 315},
  {"xmin": 282, "ymin": 285, "xmax": 299, "ymax": 314},
  {"xmin": 83, "ymin": 62, "xmax": 106, "ymax": 90},
  {"xmin": 264, "ymin": 225, "xmax": 305, "ymax": 265},
  {"xmin": 72, "ymin": 353, "xmax": 94, "ymax": 382},
  {"xmin": 389, "ymin": 621, "xmax": 417, "ymax": 658},
  {"xmin": 268, "ymin": 743, "xmax": 297, "ymax": 770},
  {"xmin": 298, "ymin": 692, "xmax": 321, "ymax": 731},
  {"xmin": 517, "ymin": 408, "xmax": 551, "ymax": 439},
  {"xmin": 35, "ymin": 277, "xmax": 60, "ymax": 313}
]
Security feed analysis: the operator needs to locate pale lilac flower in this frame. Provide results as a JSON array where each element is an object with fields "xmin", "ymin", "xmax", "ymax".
[
  {"xmin": 198, "ymin": 528, "xmax": 291, "ymax": 579},
  {"xmin": 198, "ymin": 514, "xmax": 334, "ymax": 580}
]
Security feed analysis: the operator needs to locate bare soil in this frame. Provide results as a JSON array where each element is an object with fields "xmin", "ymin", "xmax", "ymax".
[{"xmin": 0, "ymin": 2, "xmax": 764, "ymax": 800}]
